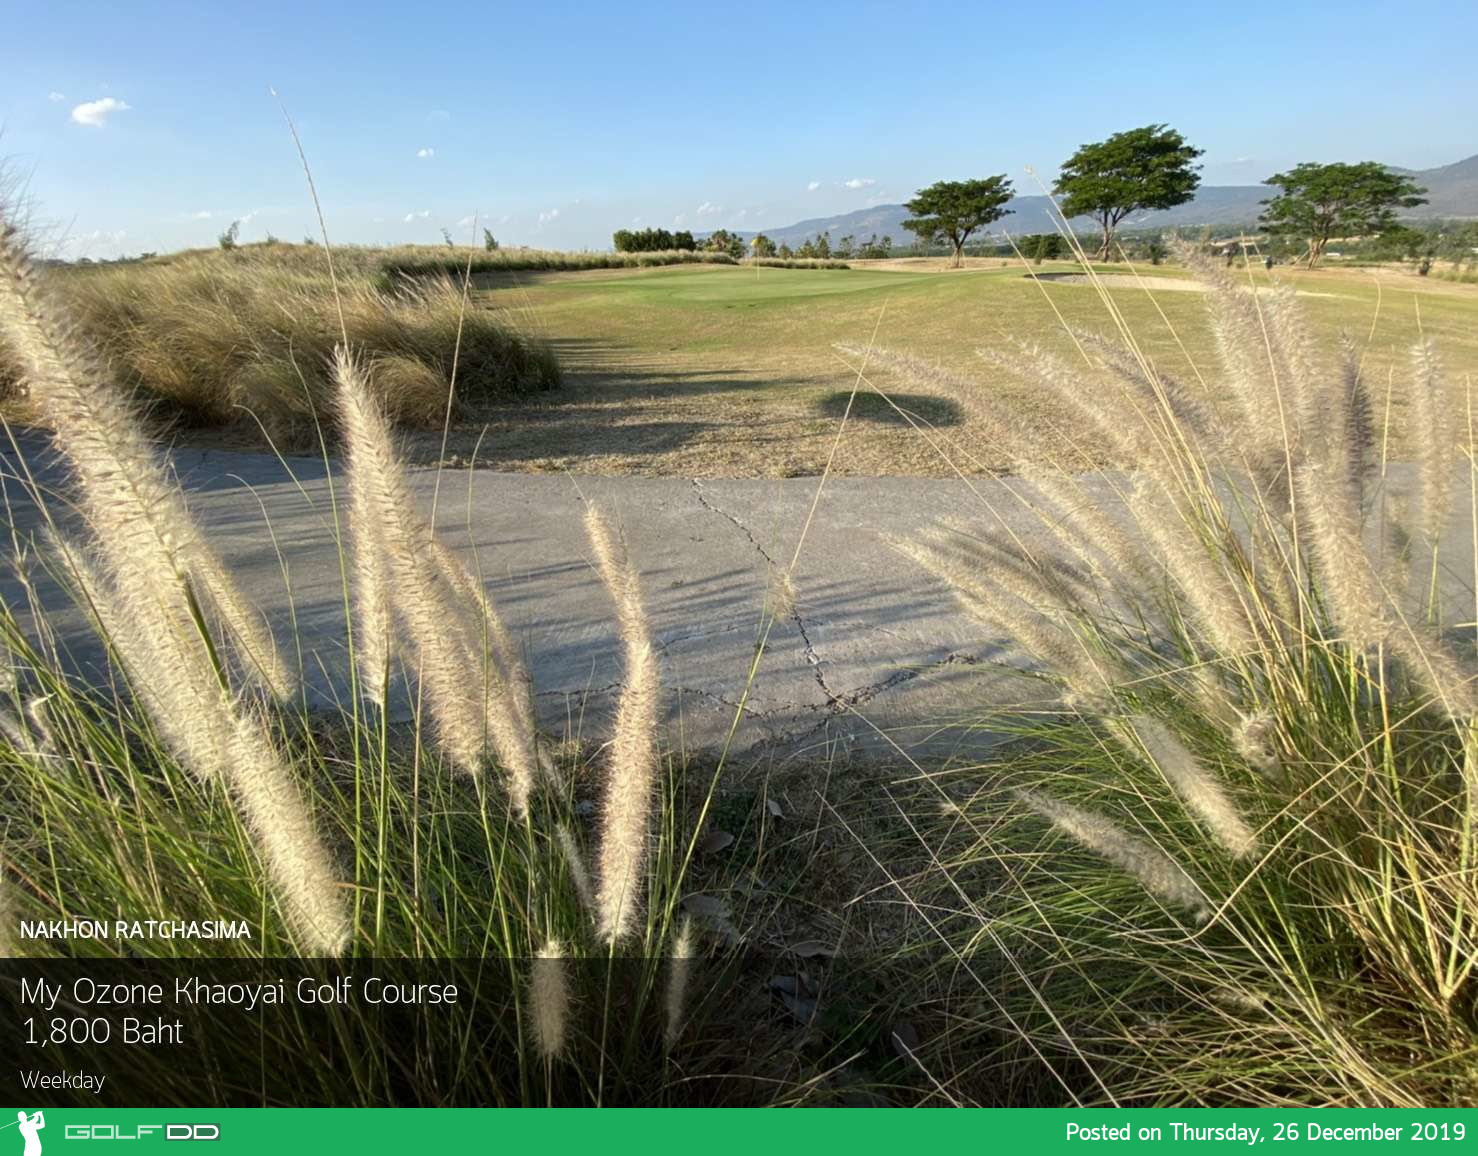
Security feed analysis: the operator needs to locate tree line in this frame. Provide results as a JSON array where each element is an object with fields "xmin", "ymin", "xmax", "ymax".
[
  {"xmin": 898, "ymin": 124, "xmax": 1428, "ymax": 268},
  {"xmin": 611, "ymin": 124, "xmax": 1430, "ymax": 271}
]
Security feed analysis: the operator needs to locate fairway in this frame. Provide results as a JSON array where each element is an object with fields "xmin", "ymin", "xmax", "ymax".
[{"xmin": 406, "ymin": 260, "xmax": 1478, "ymax": 477}]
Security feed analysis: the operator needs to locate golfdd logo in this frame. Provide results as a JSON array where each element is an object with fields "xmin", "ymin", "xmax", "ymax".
[
  {"xmin": 11, "ymin": 1112, "xmax": 220, "ymax": 1148},
  {"xmin": 64, "ymin": 1122, "xmax": 219, "ymax": 1143}
]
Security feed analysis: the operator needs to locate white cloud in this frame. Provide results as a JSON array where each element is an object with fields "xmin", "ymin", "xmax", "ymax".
[
  {"xmin": 428, "ymin": 109, "xmax": 451, "ymax": 121},
  {"xmin": 696, "ymin": 201, "xmax": 721, "ymax": 217},
  {"xmin": 71, "ymin": 97, "xmax": 130, "ymax": 127},
  {"xmin": 842, "ymin": 177, "xmax": 875, "ymax": 190},
  {"xmin": 47, "ymin": 91, "xmax": 65, "ymax": 102},
  {"xmin": 735, "ymin": 208, "xmax": 748, "ymax": 220},
  {"xmin": 498, "ymin": 214, "xmax": 510, "ymax": 225},
  {"xmin": 807, "ymin": 180, "xmax": 821, "ymax": 192},
  {"xmin": 673, "ymin": 213, "xmax": 689, "ymax": 227},
  {"xmin": 190, "ymin": 210, "xmax": 213, "ymax": 220},
  {"xmin": 403, "ymin": 210, "xmax": 430, "ymax": 222},
  {"xmin": 456, "ymin": 214, "xmax": 476, "ymax": 228},
  {"xmin": 416, "ymin": 147, "xmax": 435, "ymax": 159},
  {"xmin": 537, "ymin": 208, "xmax": 560, "ymax": 224}
]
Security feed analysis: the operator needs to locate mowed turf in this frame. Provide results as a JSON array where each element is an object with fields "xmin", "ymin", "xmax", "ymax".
[{"xmin": 411, "ymin": 259, "xmax": 1478, "ymax": 477}]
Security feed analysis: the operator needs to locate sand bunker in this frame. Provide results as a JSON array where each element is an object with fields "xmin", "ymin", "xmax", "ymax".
[
  {"xmin": 1028, "ymin": 272, "xmax": 1343, "ymax": 298},
  {"xmin": 1029, "ymin": 272, "xmax": 1205, "ymax": 291}
]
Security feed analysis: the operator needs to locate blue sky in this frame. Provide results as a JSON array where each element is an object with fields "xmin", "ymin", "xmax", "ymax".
[{"xmin": 3, "ymin": 0, "xmax": 1473, "ymax": 258}]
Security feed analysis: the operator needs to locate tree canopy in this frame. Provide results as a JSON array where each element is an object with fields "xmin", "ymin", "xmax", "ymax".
[
  {"xmin": 1053, "ymin": 124, "xmax": 1202, "ymax": 260},
  {"xmin": 901, "ymin": 176, "xmax": 1014, "ymax": 267},
  {"xmin": 1259, "ymin": 161, "xmax": 1428, "ymax": 266},
  {"xmin": 612, "ymin": 228, "xmax": 697, "ymax": 253}
]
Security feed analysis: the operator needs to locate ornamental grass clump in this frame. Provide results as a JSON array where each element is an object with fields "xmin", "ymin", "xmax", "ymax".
[
  {"xmin": 0, "ymin": 215, "xmax": 349, "ymax": 953},
  {"xmin": 880, "ymin": 242, "xmax": 1478, "ymax": 1106}
]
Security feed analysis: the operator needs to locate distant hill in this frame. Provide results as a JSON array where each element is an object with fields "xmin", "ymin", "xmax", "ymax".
[{"xmin": 740, "ymin": 154, "xmax": 1478, "ymax": 247}]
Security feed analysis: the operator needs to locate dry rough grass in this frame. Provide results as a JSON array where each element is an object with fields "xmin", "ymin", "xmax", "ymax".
[{"xmin": 0, "ymin": 242, "xmax": 559, "ymax": 446}]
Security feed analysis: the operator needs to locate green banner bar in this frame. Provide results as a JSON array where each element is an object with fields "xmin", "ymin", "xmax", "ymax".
[{"xmin": 2, "ymin": 1109, "xmax": 1474, "ymax": 1153}]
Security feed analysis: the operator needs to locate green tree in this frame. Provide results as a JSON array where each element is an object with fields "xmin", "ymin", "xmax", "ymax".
[
  {"xmin": 1259, "ymin": 161, "xmax": 1428, "ymax": 267},
  {"xmin": 834, "ymin": 234, "xmax": 856, "ymax": 259},
  {"xmin": 218, "ymin": 220, "xmax": 240, "ymax": 251},
  {"xmin": 813, "ymin": 232, "xmax": 831, "ymax": 258},
  {"xmin": 901, "ymin": 176, "xmax": 1014, "ymax": 267},
  {"xmin": 1054, "ymin": 125, "xmax": 1202, "ymax": 261},
  {"xmin": 750, "ymin": 233, "xmax": 777, "ymax": 258},
  {"xmin": 777, "ymin": 242, "xmax": 793, "ymax": 259},
  {"xmin": 1018, "ymin": 233, "xmax": 1065, "ymax": 263},
  {"xmin": 704, "ymin": 229, "xmax": 745, "ymax": 258},
  {"xmin": 483, "ymin": 228, "xmax": 499, "ymax": 251}
]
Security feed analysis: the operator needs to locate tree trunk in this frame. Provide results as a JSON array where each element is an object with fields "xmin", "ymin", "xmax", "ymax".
[
  {"xmin": 952, "ymin": 240, "xmax": 963, "ymax": 268},
  {"xmin": 1306, "ymin": 236, "xmax": 1325, "ymax": 268},
  {"xmin": 1098, "ymin": 214, "xmax": 1113, "ymax": 262}
]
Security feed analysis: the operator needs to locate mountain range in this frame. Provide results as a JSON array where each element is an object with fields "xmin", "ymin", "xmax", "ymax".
[{"xmin": 740, "ymin": 154, "xmax": 1478, "ymax": 246}]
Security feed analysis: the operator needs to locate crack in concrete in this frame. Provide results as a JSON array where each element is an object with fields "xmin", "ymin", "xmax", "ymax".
[
  {"xmin": 689, "ymin": 478, "xmax": 836, "ymax": 702},
  {"xmin": 759, "ymin": 651, "xmax": 988, "ymax": 751}
]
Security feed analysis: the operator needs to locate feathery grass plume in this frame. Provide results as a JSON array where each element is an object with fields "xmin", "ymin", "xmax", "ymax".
[
  {"xmin": 0, "ymin": 220, "xmax": 347, "ymax": 952},
  {"xmin": 1409, "ymin": 339, "xmax": 1455, "ymax": 547},
  {"xmin": 977, "ymin": 345, "xmax": 1152, "ymax": 468},
  {"xmin": 49, "ymin": 530, "xmax": 233, "ymax": 782},
  {"xmin": 1071, "ymin": 328, "xmax": 1221, "ymax": 461},
  {"xmin": 555, "ymin": 823, "xmax": 596, "ymax": 915},
  {"xmin": 1233, "ymin": 711, "xmax": 1282, "ymax": 779},
  {"xmin": 1017, "ymin": 789, "xmax": 1209, "ymax": 920},
  {"xmin": 335, "ymin": 347, "xmax": 542, "ymax": 808},
  {"xmin": 0, "ymin": 219, "xmax": 295, "ymax": 703},
  {"xmin": 584, "ymin": 504, "xmax": 660, "ymax": 944},
  {"xmin": 892, "ymin": 535, "xmax": 1111, "ymax": 706},
  {"xmin": 0, "ymin": 703, "xmax": 28, "ymax": 750},
  {"xmin": 427, "ymin": 538, "xmax": 541, "ymax": 805},
  {"xmin": 1119, "ymin": 715, "xmax": 1258, "ymax": 859},
  {"xmin": 1386, "ymin": 625, "xmax": 1478, "ymax": 724},
  {"xmin": 529, "ymin": 939, "xmax": 570, "ymax": 1060},
  {"xmin": 221, "ymin": 709, "xmax": 352, "ymax": 952},
  {"xmin": 333, "ymin": 348, "xmax": 487, "ymax": 773},
  {"xmin": 1127, "ymin": 485, "xmax": 1260, "ymax": 663},
  {"xmin": 1176, "ymin": 245, "xmax": 1301, "ymax": 505},
  {"xmin": 56, "ymin": 535, "xmax": 351, "ymax": 951},
  {"xmin": 664, "ymin": 915, "xmax": 696, "ymax": 1050},
  {"xmin": 1334, "ymin": 337, "xmax": 1377, "ymax": 510},
  {"xmin": 23, "ymin": 696, "xmax": 55, "ymax": 755},
  {"xmin": 923, "ymin": 524, "xmax": 1092, "ymax": 612},
  {"xmin": 342, "ymin": 411, "xmax": 394, "ymax": 705},
  {"xmin": 1020, "ymin": 468, "xmax": 1157, "ymax": 590},
  {"xmin": 1294, "ymin": 460, "xmax": 1388, "ymax": 650}
]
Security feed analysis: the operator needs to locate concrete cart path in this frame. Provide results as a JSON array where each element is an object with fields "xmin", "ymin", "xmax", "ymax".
[{"xmin": 4, "ymin": 431, "xmax": 1473, "ymax": 765}]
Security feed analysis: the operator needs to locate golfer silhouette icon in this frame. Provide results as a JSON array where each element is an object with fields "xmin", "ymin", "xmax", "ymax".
[{"xmin": 15, "ymin": 1111, "xmax": 43, "ymax": 1156}]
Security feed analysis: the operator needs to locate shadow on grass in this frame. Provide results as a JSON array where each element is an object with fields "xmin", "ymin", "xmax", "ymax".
[{"xmin": 816, "ymin": 390, "xmax": 965, "ymax": 428}]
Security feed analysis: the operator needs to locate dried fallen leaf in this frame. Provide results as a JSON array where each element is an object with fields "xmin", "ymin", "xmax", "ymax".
[
  {"xmin": 788, "ymin": 939, "xmax": 836, "ymax": 958},
  {"xmin": 768, "ymin": 974, "xmax": 818, "ymax": 1021},
  {"xmin": 683, "ymin": 893, "xmax": 741, "ymax": 946},
  {"xmin": 682, "ymin": 894, "xmax": 726, "ymax": 917},
  {"xmin": 766, "ymin": 798, "xmax": 785, "ymax": 819},
  {"xmin": 696, "ymin": 829, "xmax": 735, "ymax": 854}
]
